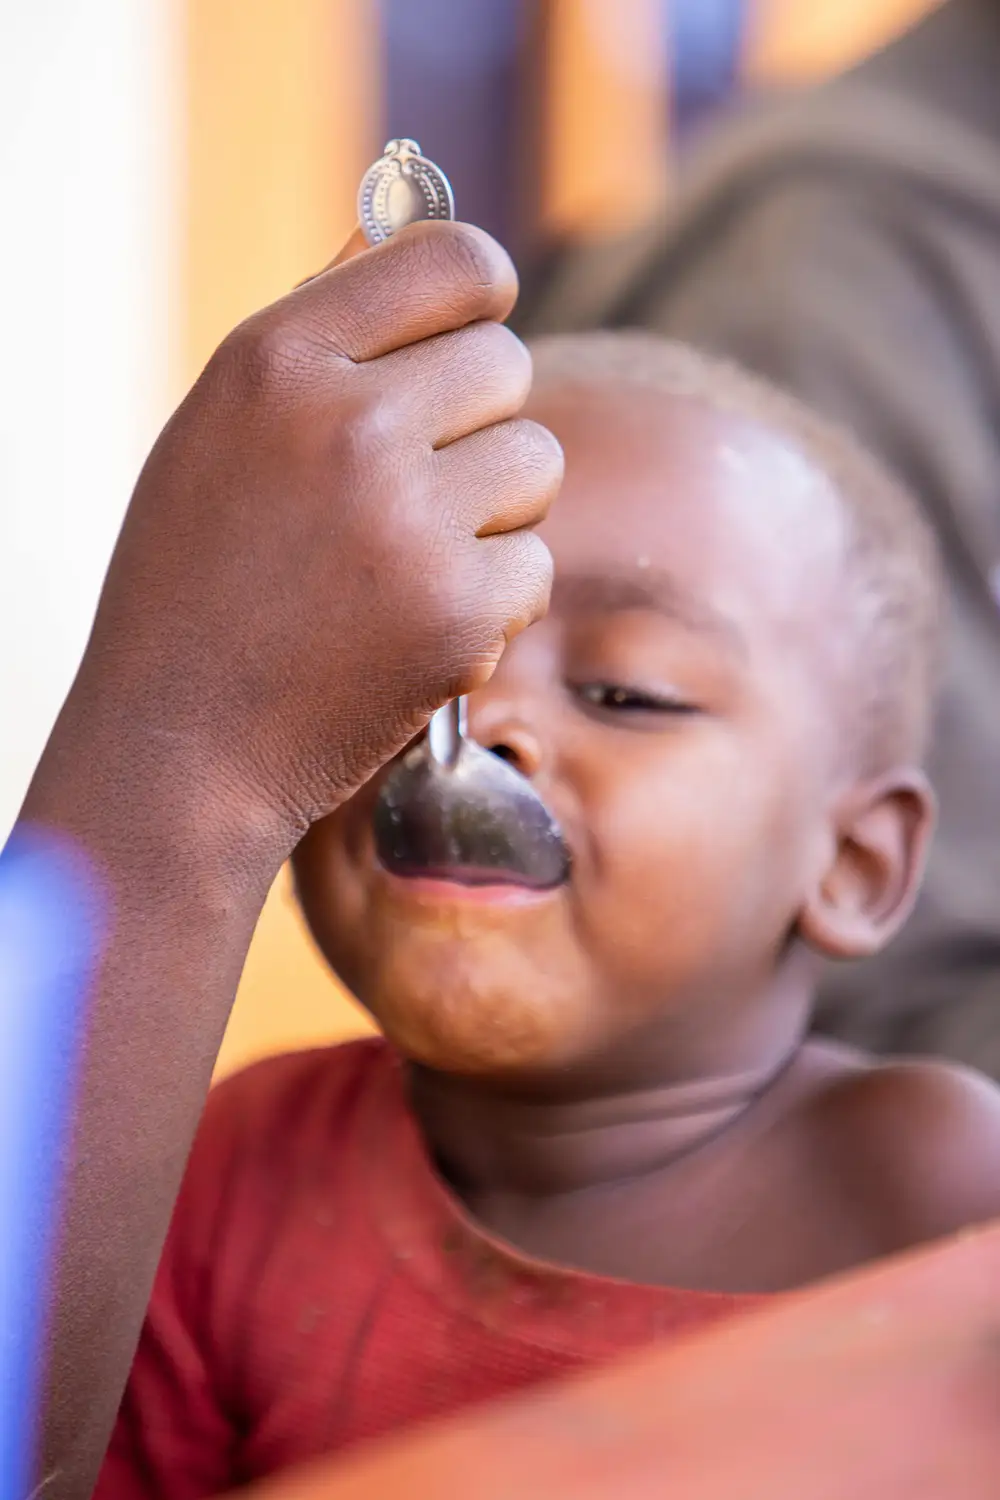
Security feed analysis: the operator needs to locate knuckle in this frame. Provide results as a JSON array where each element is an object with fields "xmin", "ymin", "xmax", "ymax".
[
  {"xmin": 507, "ymin": 418, "xmax": 564, "ymax": 485},
  {"xmin": 411, "ymin": 576, "xmax": 494, "ymax": 694},
  {"xmin": 491, "ymin": 417, "xmax": 565, "ymax": 497},
  {"xmin": 512, "ymin": 532, "xmax": 555, "ymax": 621},
  {"xmin": 438, "ymin": 221, "xmax": 516, "ymax": 295},
  {"xmin": 332, "ymin": 389, "xmax": 410, "ymax": 474},
  {"xmin": 432, "ymin": 569, "xmax": 476, "ymax": 635},
  {"xmin": 398, "ymin": 529, "xmax": 554, "ymax": 699},
  {"xmin": 467, "ymin": 320, "xmax": 532, "ymax": 393},
  {"xmin": 482, "ymin": 532, "xmax": 554, "ymax": 633},
  {"xmin": 221, "ymin": 313, "xmax": 315, "ymax": 394},
  {"xmin": 398, "ymin": 220, "xmax": 517, "ymax": 309}
]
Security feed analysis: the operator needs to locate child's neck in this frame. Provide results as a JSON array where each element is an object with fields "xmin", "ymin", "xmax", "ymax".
[
  {"xmin": 410, "ymin": 1054, "xmax": 794, "ymax": 1199},
  {"xmin": 409, "ymin": 990, "xmax": 811, "ymax": 1200}
]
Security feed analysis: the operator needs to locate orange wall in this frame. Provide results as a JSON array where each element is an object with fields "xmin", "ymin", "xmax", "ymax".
[
  {"xmin": 182, "ymin": 0, "xmax": 375, "ymax": 374},
  {"xmin": 534, "ymin": 0, "xmax": 670, "ymax": 239},
  {"xmin": 181, "ymin": 0, "xmax": 379, "ymax": 1078},
  {"xmin": 745, "ymin": 0, "xmax": 939, "ymax": 81}
]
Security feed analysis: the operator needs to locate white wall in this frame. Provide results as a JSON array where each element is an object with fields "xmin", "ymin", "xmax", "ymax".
[{"xmin": 0, "ymin": 0, "xmax": 178, "ymax": 835}]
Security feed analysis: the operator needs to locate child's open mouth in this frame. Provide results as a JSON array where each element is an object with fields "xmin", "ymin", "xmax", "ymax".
[{"xmin": 372, "ymin": 847, "xmax": 571, "ymax": 900}]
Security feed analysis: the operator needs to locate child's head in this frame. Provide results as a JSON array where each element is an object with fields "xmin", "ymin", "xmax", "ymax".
[{"xmin": 293, "ymin": 333, "xmax": 943, "ymax": 1089}]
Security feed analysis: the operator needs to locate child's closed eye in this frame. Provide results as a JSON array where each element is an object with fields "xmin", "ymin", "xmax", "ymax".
[{"xmin": 572, "ymin": 682, "xmax": 700, "ymax": 716}]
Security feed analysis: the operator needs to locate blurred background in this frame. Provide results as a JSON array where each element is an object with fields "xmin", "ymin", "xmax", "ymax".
[{"xmin": 0, "ymin": 0, "xmax": 938, "ymax": 1079}]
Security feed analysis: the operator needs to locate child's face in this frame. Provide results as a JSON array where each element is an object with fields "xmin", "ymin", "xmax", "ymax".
[{"xmin": 293, "ymin": 381, "xmax": 855, "ymax": 1082}]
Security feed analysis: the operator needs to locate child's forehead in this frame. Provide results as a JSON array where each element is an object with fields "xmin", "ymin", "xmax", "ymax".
[
  {"xmin": 529, "ymin": 377, "xmax": 851, "ymax": 667},
  {"xmin": 529, "ymin": 378, "xmax": 845, "ymax": 564},
  {"xmin": 529, "ymin": 376, "xmax": 797, "ymax": 487}
]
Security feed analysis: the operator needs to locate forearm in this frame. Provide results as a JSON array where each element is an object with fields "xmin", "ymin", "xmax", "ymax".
[{"xmin": 18, "ymin": 694, "xmax": 290, "ymax": 1500}]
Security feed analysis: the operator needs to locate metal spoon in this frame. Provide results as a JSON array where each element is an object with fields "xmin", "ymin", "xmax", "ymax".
[{"xmin": 358, "ymin": 140, "xmax": 570, "ymax": 888}]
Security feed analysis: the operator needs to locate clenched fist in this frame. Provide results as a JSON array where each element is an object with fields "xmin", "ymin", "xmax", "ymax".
[{"xmin": 78, "ymin": 220, "xmax": 562, "ymax": 837}]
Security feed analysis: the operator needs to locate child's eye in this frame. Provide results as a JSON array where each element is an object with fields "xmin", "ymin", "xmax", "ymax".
[{"xmin": 573, "ymin": 682, "xmax": 697, "ymax": 715}]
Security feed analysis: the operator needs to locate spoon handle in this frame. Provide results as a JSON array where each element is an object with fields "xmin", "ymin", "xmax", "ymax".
[
  {"xmin": 426, "ymin": 697, "xmax": 466, "ymax": 769},
  {"xmin": 355, "ymin": 140, "xmax": 467, "ymax": 775}
]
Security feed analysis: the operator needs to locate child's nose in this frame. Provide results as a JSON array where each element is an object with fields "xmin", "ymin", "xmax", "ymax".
[{"xmin": 465, "ymin": 700, "xmax": 544, "ymax": 780}]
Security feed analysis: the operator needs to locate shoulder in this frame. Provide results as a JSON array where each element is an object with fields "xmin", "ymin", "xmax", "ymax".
[
  {"xmin": 810, "ymin": 1051, "xmax": 1000, "ymax": 1244},
  {"xmin": 652, "ymin": 167, "xmax": 953, "ymax": 329},
  {"xmin": 646, "ymin": 88, "xmax": 990, "ymax": 328}
]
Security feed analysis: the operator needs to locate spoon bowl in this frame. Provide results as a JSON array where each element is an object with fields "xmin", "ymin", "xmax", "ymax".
[{"xmin": 373, "ymin": 702, "xmax": 570, "ymax": 890}]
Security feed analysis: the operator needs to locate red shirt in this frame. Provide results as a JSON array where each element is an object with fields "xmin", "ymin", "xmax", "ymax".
[{"xmin": 97, "ymin": 1039, "xmax": 763, "ymax": 1498}]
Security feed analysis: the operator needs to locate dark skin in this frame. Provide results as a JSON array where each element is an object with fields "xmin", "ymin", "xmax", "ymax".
[
  {"xmin": 295, "ymin": 380, "xmax": 1000, "ymax": 1293},
  {"xmin": 16, "ymin": 223, "xmax": 562, "ymax": 1500}
]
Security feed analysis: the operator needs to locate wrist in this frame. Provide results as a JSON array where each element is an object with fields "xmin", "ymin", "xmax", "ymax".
[{"xmin": 18, "ymin": 690, "xmax": 296, "ymax": 915}]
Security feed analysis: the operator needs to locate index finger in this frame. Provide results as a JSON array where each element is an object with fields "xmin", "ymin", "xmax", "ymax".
[{"xmin": 288, "ymin": 219, "xmax": 519, "ymax": 363}]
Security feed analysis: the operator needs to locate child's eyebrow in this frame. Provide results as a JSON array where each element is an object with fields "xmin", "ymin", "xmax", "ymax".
[{"xmin": 552, "ymin": 569, "xmax": 746, "ymax": 651}]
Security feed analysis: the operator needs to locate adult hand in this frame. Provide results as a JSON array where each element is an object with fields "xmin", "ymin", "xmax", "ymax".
[{"xmin": 77, "ymin": 220, "xmax": 562, "ymax": 840}]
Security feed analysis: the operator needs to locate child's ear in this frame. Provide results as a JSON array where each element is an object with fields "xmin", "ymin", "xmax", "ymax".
[{"xmin": 798, "ymin": 771, "xmax": 936, "ymax": 960}]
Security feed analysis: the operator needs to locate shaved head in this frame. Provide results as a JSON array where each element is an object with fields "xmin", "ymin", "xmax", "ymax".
[{"xmin": 529, "ymin": 331, "xmax": 945, "ymax": 771}]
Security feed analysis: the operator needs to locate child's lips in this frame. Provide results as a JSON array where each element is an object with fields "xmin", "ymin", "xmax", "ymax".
[{"xmin": 374, "ymin": 864, "xmax": 563, "ymax": 908}]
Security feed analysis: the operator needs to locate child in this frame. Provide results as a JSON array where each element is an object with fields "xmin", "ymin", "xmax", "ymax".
[{"xmin": 97, "ymin": 333, "xmax": 1000, "ymax": 1498}]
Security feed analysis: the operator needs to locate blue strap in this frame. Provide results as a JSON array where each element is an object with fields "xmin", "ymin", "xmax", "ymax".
[
  {"xmin": 669, "ymin": 0, "xmax": 746, "ymax": 135},
  {"xmin": 0, "ymin": 828, "xmax": 99, "ymax": 1500}
]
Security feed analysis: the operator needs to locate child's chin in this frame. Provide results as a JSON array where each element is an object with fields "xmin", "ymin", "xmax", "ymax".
[{"xmin": 360, "ymin": 960, "xmax": 593, "ymax": 1078}]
